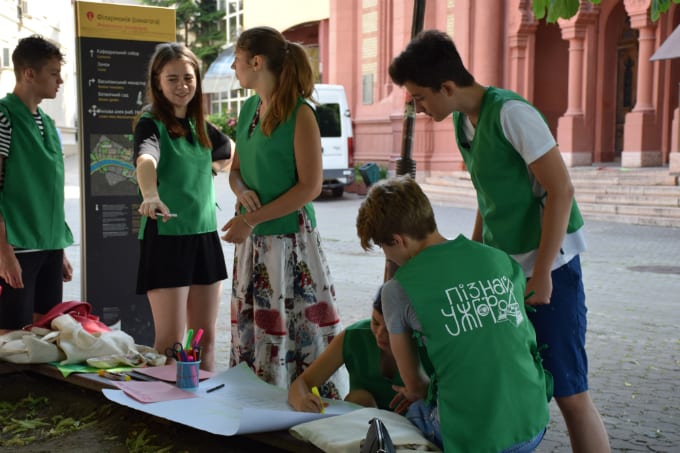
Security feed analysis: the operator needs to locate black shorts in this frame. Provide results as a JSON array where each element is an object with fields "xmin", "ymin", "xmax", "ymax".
[
  {"xmin": 136, "ymin": 219, "xmax": 228, "ymax": 294},
  {"xmin": 0, "ymin": 249, "xmax": 64, "ymax": 330}
]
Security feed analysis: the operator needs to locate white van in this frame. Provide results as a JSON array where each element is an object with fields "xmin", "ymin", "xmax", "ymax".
[{"xmin": 312, "ymin": 84, "xmax": 354, "ymax": 197}]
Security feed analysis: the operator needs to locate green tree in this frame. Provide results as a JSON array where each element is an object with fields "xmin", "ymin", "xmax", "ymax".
[
  {"xmin": 139, "ymin": 0, "xmax": 226, "ymax": 71},
  {"xmin": 534, "ymin": 0, "xmax": 680, "ymax": 23}
]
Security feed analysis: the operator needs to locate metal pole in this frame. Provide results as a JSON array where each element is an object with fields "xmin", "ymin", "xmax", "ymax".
[
  {"xmin": 385, "ymin": 0, "xmax": 427, "ymax": 281},
  {"xmin": 395, "ymin": 0, "xmax": 426, "ymax": 178}
]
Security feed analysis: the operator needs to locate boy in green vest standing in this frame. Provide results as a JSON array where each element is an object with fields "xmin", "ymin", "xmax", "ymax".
[
  {"xmin": 0, "ymin": 35, "xmax": 73, "ymax": 331},
  {"xmin": 388, "ymin": 30, "xmax": 609, "ymax": 452},
  {"xmin": 357, "ymin": 176, "xmax": 550, "ymax": 452}
]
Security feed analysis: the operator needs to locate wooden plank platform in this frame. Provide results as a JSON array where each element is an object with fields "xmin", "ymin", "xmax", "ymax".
[{"xmin": 0, "ymin": 362, "xmax": 323, "ymax": 452}]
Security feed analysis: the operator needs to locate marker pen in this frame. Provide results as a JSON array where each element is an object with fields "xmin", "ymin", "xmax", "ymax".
[
  {"xmin": 98, "ymin": 370, "xmax": 131, "ymax": 381},
  {"xmin": 155, "ymin": 211, "xmax": 178, "ymax": 217},
  {"xmin": 311, "ymin": 386, "xmax": 325, "ymax": 413}
]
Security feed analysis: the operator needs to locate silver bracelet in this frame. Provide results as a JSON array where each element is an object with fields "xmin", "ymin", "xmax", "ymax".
[{"xmin": 241, "ymin": 214, "xmax": 255, "ymax": 229}]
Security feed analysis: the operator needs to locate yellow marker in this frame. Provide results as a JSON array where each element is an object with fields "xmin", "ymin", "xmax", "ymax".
[
  {"xmin": 311, "ymin": 386, "xmax": 325, "ymax": 413},
  {"xmin": 98, "ymin": 370, "xmax": 130, "ymax": 381}
]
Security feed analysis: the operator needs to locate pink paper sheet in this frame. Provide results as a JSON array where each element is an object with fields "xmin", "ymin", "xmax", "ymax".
[{"xmin": 115, "ymin": 381, "xmax": 198, "ymax": 403}]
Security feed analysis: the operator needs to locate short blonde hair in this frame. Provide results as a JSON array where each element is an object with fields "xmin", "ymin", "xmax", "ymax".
[{"xmin": 356, "ymin": 176, "xmax": 437, "ymax": 250}]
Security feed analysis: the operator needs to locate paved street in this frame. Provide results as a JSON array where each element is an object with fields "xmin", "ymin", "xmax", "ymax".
[{"xmin": 63, "ymin": 155, "xmax": 679, "ymax": 452}]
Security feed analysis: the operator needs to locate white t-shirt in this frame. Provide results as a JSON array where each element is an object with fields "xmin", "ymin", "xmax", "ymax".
[{"xmin": 461, "ymin": 100, "xmax": 587, "ymax": 277}]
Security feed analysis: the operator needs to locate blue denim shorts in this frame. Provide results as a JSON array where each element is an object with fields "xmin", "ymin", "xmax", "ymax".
[
  {"xmin": 528, "ymin": 255, "xmax": 588, "ymax": 397},
  {"xmin": 406, "ymin": 400, "xmax": 546, "ymax": 452},
  {"xmin": 406, "ymin": 400, "xmax": 442, "ymax": 449},
  {"xmin": 500, "ymin": 428, "xmax": 547, "ymax": 453}
]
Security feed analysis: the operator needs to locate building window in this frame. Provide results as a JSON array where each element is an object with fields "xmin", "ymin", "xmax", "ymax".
[
  {"xmin": 227, "ymin": 0, "xmax": 243, "ymax": 44},
  {"xmin": 1, "ymin": 48, "xmax": 10, "ymax": 68},
  {"xmin": 362, "ymin": 74, "xmax": 374, "ymax": 105},
  {"xmin": 361, "ymin": 1, "xmax": 378, "ymax": 105},
  {"xmin": 208, "ymin": 1, "xmax": 247, "ymax": 116},
  {"xmin": 19, "ymin": 0, "xmax": 31, "ymax": 19},
  {"xmin": 210, "ymin": 88, "xmax": 250, "ymax": 117},
  {"xmin": 623, "ymin": 57, "xmax": 634, "ymax": 108}
]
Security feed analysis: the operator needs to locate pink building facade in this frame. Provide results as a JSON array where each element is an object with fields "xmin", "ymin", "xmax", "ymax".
[{"xmin": 307, "ymin": 0, "xmax": 680, "ymax": 175}]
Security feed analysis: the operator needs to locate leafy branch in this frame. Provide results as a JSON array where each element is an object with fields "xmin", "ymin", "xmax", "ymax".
[
  {"xmin": 138, "ymin": 0, "xmax": 226, "ymax": 71},
  {"xmin": 533, "ymin": 0, "xmax": 679, "ymax": 23}
]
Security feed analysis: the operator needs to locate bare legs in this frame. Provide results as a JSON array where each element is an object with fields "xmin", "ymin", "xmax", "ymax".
[
  {"xmin": 186, "ymin": 281, "xmax": 221, "ymax": 371},
  {"xmin": 147, "ymin": 280, "xmax": 222, "ymax": 371},
  {"xmin": 555, "ymin": 391, "xmax": 610, "ymax": 453}
]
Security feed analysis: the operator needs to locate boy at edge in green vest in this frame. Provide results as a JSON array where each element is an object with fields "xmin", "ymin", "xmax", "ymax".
[
  {"xmin": 357, "ymin": 176, "xmax": 550, "ymax": 452},
  {"xmin": 388, "ymin": 30, "xmax": 610, "ymax": 452},
  {"xmin": 0, "ymin": 35, "xmax": 74, "ymax": 332}
]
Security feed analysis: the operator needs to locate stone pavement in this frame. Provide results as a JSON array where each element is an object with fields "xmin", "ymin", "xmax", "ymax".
[{"xmin": 63, "ymin": 156, "xmax": 679, "ymax": 452}]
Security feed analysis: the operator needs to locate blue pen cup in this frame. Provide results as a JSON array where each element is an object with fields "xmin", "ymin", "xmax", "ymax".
[{"xmin": 176, "ymin": 360, "xmax": 201, "ymax": 389}]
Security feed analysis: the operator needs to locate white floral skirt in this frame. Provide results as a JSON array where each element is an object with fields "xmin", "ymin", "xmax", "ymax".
[{"xmin": 230, "ymin": 210, "xmax": 348, "ymax": 399}]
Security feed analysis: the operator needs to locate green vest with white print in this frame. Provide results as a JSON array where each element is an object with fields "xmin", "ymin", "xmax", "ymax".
[
  {"xmin": 138, "ymin": 113, "xmax": 216, "ymax": 238},
  {"xmin": 453, "ymin": 87, "xmax": 583, "ymax": 255},
  {"xmin": 394, "ymin": 235, "xmax": 550, "ymax": 453},
  {"xmin": 0, "ymin": 93, "xmax": 73, "ymax": 249}
]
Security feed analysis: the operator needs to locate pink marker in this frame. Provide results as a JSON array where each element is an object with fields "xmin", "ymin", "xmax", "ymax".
[{"xmin": 192, "ymin": 328, "xmax": 204, "ymax": 347}]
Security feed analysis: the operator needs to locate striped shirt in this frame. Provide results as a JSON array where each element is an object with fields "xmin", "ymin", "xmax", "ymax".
[
  {"xmin": 0, "ymin": 110, "xmax": 11, "ymax": 158},
  {"xmin": 0, "ymin": 109, "xmax": 45, "ymax": 187},
  {"xmin": 0, "ymin": 109, "xmax": 45, "ymax": 253},
  {"xmin": 0, "ymin": 109, "xmax": 45, "ymax": 156}
]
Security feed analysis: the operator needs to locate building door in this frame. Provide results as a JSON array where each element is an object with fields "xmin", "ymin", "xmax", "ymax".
[{"xmin": 615, "ymin": 18, "xmax": 639, "ymax": 158}]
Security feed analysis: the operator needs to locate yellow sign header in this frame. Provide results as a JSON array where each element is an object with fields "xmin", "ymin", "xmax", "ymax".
[{"xmin": 76, "ymin": 1, "xmax": 176, "ymax": 42}]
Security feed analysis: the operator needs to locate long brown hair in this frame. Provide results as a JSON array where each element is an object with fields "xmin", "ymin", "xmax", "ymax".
[
  {"xmin": 139, "ymin": 42, "xmax": 210, "ymax": 148},
  {"xmin": 236, "ymin": 27, "xmax": 314, "ymax": 136}
]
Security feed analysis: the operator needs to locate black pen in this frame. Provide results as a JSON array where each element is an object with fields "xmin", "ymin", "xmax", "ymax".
[
  {"xmin": 128, "ymin": 371, "xmax": 157, "ymax": 382},
  {"xmin": 206, "ymin": 383, "xmax": 225, "ymax": 393}
]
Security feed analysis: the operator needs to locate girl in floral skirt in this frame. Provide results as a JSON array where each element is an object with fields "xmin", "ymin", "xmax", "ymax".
[{"xmin": 221, "ymin": 26, "xmax": 347, "ymax": 399}]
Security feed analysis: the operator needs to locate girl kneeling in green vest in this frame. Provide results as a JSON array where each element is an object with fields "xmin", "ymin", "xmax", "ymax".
[
  {"xmin": 357, "ymin": 176, "xmax": 551, "ymax": 453},
  {"xmin": 288, "ymin": 287, "xmax": 407, "ymax": 413}
]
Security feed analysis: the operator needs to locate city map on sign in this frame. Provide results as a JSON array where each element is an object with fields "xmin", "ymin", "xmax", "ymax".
[{"xmin": 89, "ymin": 134, "xmax": 137, "ymax": 197}]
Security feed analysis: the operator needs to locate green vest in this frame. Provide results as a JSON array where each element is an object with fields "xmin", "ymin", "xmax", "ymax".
[
  {"xmin": 0, "ymin": 93, "xmax": 73, "ymax": 249},
  {"xmin": 343, "ymin": 319, "xmax": 404, "ymax": 411},
  {"xmin": 235, "ymin": 95, "xmax": 316, "ymax": 235},
  {"xmin": 138, "ymin": 113, "xmax": 216, "ymax": 238},
  {"xmin": 395, "ymin": 235, "xmax": 550, "ymax": 452},
  {"xmin": 453, "ymin": 87, "xmax": 583, "ymax": 254}
]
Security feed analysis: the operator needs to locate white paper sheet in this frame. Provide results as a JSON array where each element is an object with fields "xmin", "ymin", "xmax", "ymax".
[{"xmin": 102, "ymin": 362, "xmax": 359, "ymax": 436}]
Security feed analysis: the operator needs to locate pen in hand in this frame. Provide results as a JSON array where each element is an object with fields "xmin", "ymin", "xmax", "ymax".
[{"xmin": 155, "ymin": 211, "xmax": 178, "ymax": 217}]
